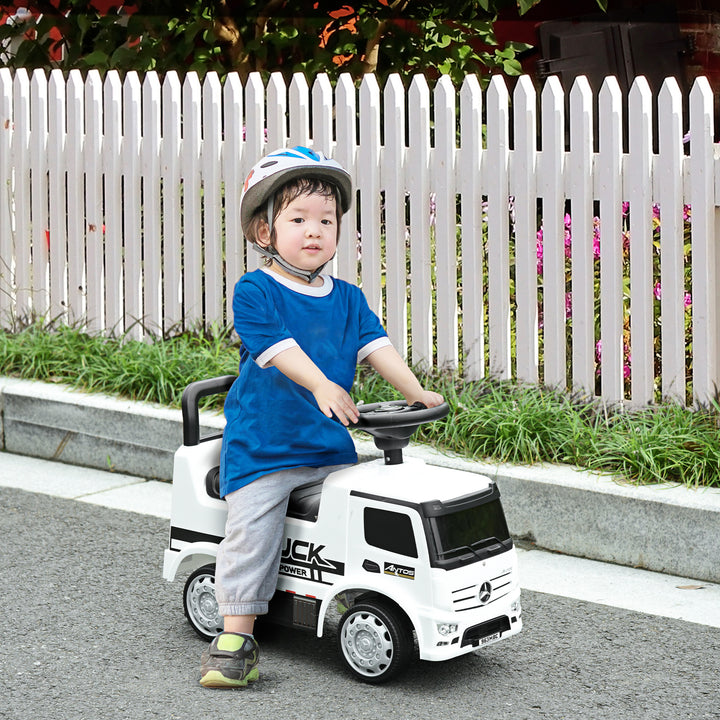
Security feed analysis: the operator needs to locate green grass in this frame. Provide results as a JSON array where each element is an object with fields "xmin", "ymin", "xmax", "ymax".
[{"xmin": 1, "ymin": 321, "xmax": 719, "ymax": 489}]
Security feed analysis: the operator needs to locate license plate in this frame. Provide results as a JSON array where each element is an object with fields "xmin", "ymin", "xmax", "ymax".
[{"xmin": 480, "ymin": 632, "xmax": 500, "ymax": 646}]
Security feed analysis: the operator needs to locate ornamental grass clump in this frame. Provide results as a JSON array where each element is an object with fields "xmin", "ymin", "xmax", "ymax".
[{"xmin": 584, "ymin": 402, "xmax": 720, "ymax": 488}]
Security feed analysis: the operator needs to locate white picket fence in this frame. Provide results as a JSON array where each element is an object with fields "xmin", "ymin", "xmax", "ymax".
[{"xmin": 1, "ymin": 67, "xmax": 719, "ymax": 407}]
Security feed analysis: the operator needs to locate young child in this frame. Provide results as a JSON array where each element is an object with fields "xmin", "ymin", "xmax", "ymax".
[{"xmin": 199, "ymin": 146, "xmax": 444, "ymax": 688}]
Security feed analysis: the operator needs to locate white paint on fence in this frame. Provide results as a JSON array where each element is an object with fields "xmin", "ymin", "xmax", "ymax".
[{"xmin": 1, "ymin": 69, "xmax": 719, "ymax": 407}]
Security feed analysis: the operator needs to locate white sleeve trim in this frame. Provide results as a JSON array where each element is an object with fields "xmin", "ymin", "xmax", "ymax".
[
  {"xmin": 255, "ymin": 338, "xmax": 299, "ymax": 368},
  {"xmin": 357, "ymin": 336, "xmax": 392, "ymax": 363}
]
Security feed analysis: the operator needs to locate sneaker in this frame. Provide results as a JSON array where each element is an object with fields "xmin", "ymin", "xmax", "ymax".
[{"xmin": 199, "ymin": 632, "xmax": 260, "ymax": 688}]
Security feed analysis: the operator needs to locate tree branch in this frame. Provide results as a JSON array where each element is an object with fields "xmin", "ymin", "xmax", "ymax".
[{"xmin": 361, "ymin": 0, "xmax": 410, "ymax": 74}]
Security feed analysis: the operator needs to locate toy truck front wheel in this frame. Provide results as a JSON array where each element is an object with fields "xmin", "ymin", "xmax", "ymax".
[
  {"xmin": 184, "ymin": 564, "xmax": 224, "ymax": 640},
  {"xmin": 337, "ymin": 599, "xmax": 414, "ymax": 683}
]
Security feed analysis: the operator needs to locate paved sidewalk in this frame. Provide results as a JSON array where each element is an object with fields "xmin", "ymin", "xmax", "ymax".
[{"xmin": 2, "ymin": 449, "xmax": 719, "ymax": 630}]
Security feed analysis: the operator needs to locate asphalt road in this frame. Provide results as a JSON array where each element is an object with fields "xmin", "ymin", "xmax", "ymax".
[{"xmin": 2, "ymin": 486, "xmax": 718, "ymax": 720}]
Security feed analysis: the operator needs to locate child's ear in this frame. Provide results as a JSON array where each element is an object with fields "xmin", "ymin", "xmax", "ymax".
[{"xmin": 256, "ymin": 221, "xmax": 271, "ymax": 248}]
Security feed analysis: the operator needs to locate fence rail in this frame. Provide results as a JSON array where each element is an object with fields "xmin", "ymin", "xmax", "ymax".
[{"xmin": 1, "ymin": 68, "xmax": 719, "ymax": 407}]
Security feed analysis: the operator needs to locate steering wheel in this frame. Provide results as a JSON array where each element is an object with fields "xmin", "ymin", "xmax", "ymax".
[
  {"xmin": 355, "ymin": 400, "xmax": 449, "ymax": 428},
  {"xmin": 354, "ymin": 400, "xmax": 450, "ymax": 465}
]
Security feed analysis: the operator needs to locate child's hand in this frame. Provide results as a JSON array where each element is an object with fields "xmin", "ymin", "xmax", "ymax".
[
  {"xmin": 312, "ymin": 379, "xmax": 360, "ymax": 426},
  {"xmin": 406, "ymin": 389, "xmax": 445, "ymax": 408}
]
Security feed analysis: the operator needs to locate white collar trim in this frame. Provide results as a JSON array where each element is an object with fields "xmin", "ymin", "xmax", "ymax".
[{"xmin": 261, "ymin": 267, "xmax": 334, "ymax": 297}]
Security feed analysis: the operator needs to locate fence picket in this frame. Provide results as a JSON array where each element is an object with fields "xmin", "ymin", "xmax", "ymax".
[
  {"xmin": 66, "ymin": 70, "xmax": 85, "ymax": 325},
  {"xmin": 0, "ymin": 69, "xmax": 13, "ymax": 322},
  {"xmin": 30, "ymin": 69, "xmax": 49, "ymax": 318},
  {"xmin": 312, "ymin": 74, "xmax": 334, "ymax": 157},
  {"xmin": 597, "ymin": 77, "xmax": 624, "ymax": 404},
  {"xmin": 459, "ymin": 75, "xmax": 484, "ymax": 381},
  {"xmin": 223, "ymin": 73, "xmax": 245, "ymax": 321},
  {"xmin": 486, "ymin": 76, "xmax": 511, "ymax": 379},
  {"xmin": 335, "ymin": 73, "xmax": 358, "ymax": 283},
  {"xmin": 122, "ymin": 72, "xmax": 142, "ymax": 339},
  {"xmin": 289, "ymin": 73, "xmax": 310, "ymax": 148},
  {"xmin": 12, "ymin": 70, "xmax": 31, "ymax": 320},
  {"xmin": 568, "ymin": 76, "xmax": 595, "ymax": 395},
  {"xmin": 407, "ymin": 75, "xmax": 432, "ymax": 370},
  {"xmin": 48, "ymin": 69, "xmax": 67, "ymax": 323},
  {"xmin": 182, "ymin": 73, "xmax": 203, "ymax": 326},
  {"xmin": 84, "ymin": 70, "xmax": 104, "ymax": 334},
  {"xmin": 540, "ymin": 77, "xmax": 567, "ymax": 389},
  {"xmin": 382, "ymin": 75, "xmax": 406, "ymax": 356},
  {"xmin": 358, "ymin": 74, "xmax": 382, "ymax": 319},
  {"xmin": 266, "ymin": 72, "xmax": 287, "ymax": 151},
  {"xmin": 334, "ymin": 74, "xmax": 358, "ymax": 285},
  {"xmin": 689, "ymin": 77, "xmax": 717, "ymax": 406},
  {"xmin": 161, "ymin": 72, "xmax": 182, "ymax": 333},
  {"xmin": 141, "ymin": 72, "xmax": 162, "ymax": 336},
  {"xmin": 103, "ymin": 71, "xmax": 123, "ymax": 334},
  {"xmin": 244, "ymin": 73, "xmax": 265, "ymax": 274},
  {"xmin": 433, "ymin": 75, "xmax": 459, "ymax": 369},
  {"xmin": 658, "ymin": 78, "xmax": 686, "ymax": 402},
  {"xmin": 202, "ymin": 73, "xmax": 223, "ymax": 328},
  {"xmin": 512, "ymin": 75, "xmax": 538, "ymax": 385},
  {"xmin": 627, "ymin": 77, "xmax": 654, "ymax": 406}
]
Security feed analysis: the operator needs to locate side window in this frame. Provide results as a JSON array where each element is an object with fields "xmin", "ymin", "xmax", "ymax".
[{"xmin": 364, "ymin": 508, "xmax": 418, "ymax": 558}]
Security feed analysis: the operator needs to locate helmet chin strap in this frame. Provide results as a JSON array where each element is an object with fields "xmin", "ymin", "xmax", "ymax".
[{"xmin": 252, "ymin": 243, "xmax": 329, "ymax": 284}]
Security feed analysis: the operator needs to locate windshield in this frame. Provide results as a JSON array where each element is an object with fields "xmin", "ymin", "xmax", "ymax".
[{"xmin": 424, "ymin": 489, "xmax": 513, "ymax": 569}]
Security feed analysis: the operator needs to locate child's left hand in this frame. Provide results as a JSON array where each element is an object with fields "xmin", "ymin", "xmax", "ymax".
[{"xmin": 406, "ymin": 390, "xmax": 444, "ymax": 408}]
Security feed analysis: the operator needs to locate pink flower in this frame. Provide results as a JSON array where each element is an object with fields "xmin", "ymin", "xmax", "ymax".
[
  {"xmin": 536, "ymin": 227, "xmax": 544, "ymax": 274},
  {"xmin": 684, "ymin": 292, "xmax": 692, "ymax": 308},
  {"xmin": 654, "ymin": 282, "xmax": 662, "ymax": 300}
]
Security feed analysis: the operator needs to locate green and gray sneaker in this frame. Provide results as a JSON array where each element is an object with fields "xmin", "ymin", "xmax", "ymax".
[{"xmin": 200, "ymin": 632, "xmax": 260, "ymax": 688}]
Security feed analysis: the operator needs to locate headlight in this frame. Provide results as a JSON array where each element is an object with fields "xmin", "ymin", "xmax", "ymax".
[
  {"xmin": 437, "ymin": 623, "xmax": 458, "ymax": 636},
  {"xmin": 510, "ymin": 599, "xmax": 522, "ymax": 615}
]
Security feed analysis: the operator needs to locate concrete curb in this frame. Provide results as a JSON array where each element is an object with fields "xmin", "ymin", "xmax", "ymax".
[{"xmin": 2, "ymin": 376, "xmax": 719, "ymax": 583}]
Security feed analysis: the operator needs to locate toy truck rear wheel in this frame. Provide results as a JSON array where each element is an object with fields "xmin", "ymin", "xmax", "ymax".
[
  {"xmin": 337, "ymin": 600, "xmax": 413, "ymax": 683},
  {"xmin": 183, "ymin": 564, "xmax": 224, "ymax": 640}
]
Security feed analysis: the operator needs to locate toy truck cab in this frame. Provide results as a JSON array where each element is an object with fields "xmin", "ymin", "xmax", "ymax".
[{"xmin": 163, "ymin": 377, "xmax": 522, "ymax": 683}]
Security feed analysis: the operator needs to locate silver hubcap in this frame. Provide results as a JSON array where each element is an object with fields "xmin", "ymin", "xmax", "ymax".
[
  {"xmin": 187, "ymin": 575, "xmax": 223, "ymax": 634},
  {"xmin": 341, "ymin": 611, "xmax": 393, "ymax": 676}
]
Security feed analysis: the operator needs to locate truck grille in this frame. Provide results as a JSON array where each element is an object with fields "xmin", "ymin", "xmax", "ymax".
[{"xmin": 450, "ymin": 569, "xmax": 513, "ymax": 612}]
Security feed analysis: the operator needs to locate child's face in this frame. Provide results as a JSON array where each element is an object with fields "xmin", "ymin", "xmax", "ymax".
[{"xmin": 259, "ymin": 191, "xmax": 338, "ymax": 283}]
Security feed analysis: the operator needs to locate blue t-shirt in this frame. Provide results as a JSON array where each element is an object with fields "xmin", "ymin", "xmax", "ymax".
[{"xmin": 219, "ymin": 268, "xmax": 390, "ymax": 497}]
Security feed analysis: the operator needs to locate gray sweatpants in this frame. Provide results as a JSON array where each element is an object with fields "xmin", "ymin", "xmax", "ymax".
[{"xmin": 214, "ymin": 464, "xmax": 350, "ymax": 618}]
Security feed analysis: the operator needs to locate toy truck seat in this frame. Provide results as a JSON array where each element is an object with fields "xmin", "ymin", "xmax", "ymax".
[{"xmin": 204, "ymin": 464, "xmax": 323, "ymax": 521}]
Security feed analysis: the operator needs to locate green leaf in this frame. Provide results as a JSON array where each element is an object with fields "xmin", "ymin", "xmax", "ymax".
[
  {"xmin": 79, "ymin": 50, "xmax": 110, "ymax": 68},
  {"xmin": 517, "ymin": 0, "xmax": 542, "ymax": 14}
]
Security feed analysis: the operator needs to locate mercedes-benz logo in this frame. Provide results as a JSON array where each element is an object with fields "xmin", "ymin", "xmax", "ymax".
[{"xmin": 478, "ymin": 581, "xmax": 492, "ymax": 604}]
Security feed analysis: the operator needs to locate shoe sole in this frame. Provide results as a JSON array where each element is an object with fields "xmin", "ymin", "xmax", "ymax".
[{"xmin": 200, "ymin": 666, "xmax": 259, "ymax": 688}]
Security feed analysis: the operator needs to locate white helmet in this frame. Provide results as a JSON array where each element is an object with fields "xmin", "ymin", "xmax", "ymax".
[{"xmin": 240, "ymin": 146, "xmax": 353, "ymax": 237}]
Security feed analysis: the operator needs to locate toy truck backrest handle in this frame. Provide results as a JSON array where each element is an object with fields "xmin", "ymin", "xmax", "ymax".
[{"xmin": 181, "ymin": 375, "xmax": 236, "ymax": 446}]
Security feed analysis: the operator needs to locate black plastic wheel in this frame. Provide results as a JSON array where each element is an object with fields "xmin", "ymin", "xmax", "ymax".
[
  {"xmin": 183, "ymin": 564, "xmax": 223, "ymax": 640},
  {"xmin": 337, "ymin": 600, "xmax": 414, "ymax": 683}
]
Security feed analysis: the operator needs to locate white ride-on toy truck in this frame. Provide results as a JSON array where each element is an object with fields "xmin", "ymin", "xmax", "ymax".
[{"xmin": 163, "ymin": 376, "xmax": 523, "ymax": 683}]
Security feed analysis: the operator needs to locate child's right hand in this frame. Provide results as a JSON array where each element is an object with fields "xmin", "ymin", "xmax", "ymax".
[{"xmin": 312, "ymin": 379, "xmax": 360, "ymax": 427}]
